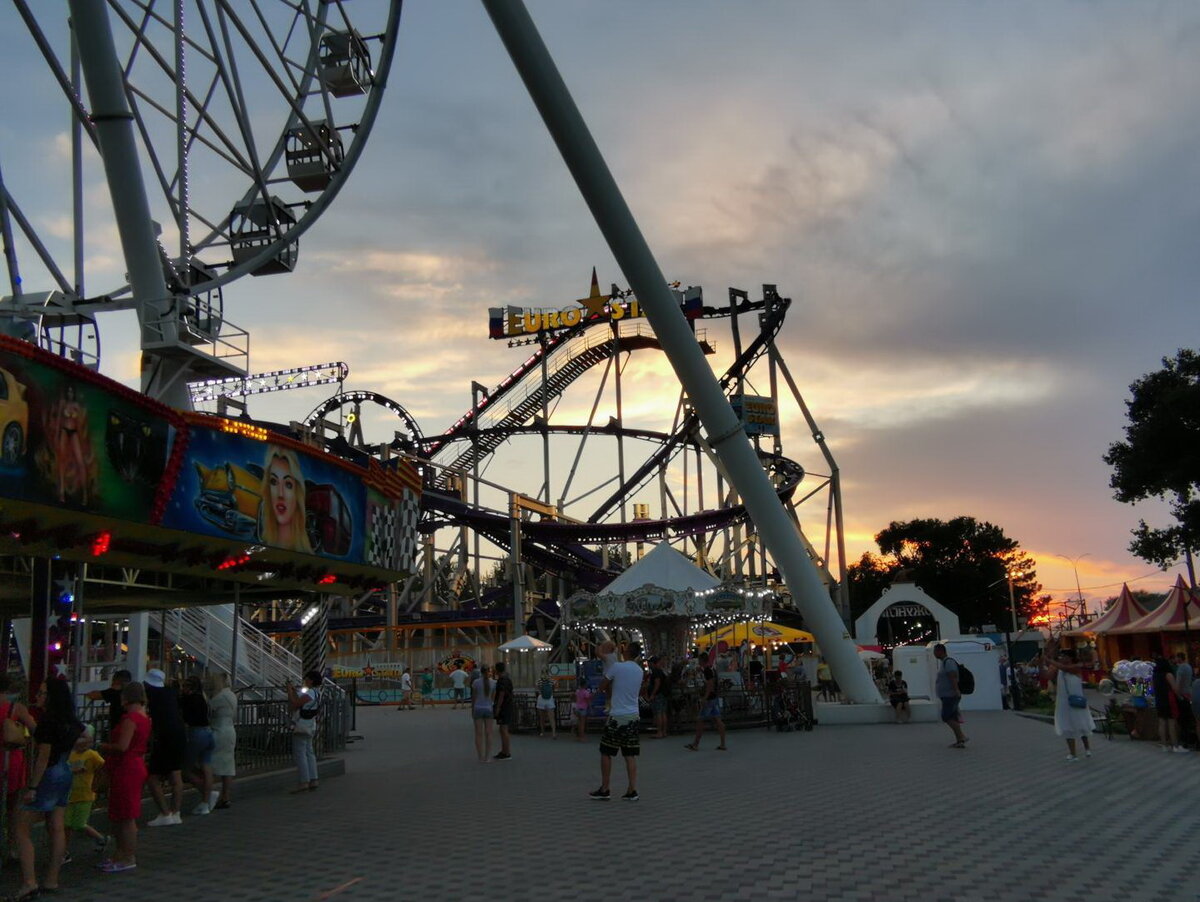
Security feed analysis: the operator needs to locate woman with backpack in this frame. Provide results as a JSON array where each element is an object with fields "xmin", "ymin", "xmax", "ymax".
[
  {"xmin": 535, "ymin": 668, "xmax": 557, "ymax": 739},
  {"xmin": 11, "ymin": 679, "xmax": 83, "ymax": 898},
  {"xmin": 287, "ymin": 671, "xmax": 322, "ymax": 793}
]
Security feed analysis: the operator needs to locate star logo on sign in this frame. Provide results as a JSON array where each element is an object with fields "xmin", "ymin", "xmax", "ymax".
[
  {"xmin": 361, "ymin": 664, "xmax": 375, "ymax": 679},
  {"xmin": 577, "ymin": 267, "xmax": 612, "ymax": 317}
]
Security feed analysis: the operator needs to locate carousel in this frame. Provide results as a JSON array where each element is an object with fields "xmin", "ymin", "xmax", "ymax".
[{"xmin": 561, "ymin": 542, "xmax": 776, "ymax": 663}]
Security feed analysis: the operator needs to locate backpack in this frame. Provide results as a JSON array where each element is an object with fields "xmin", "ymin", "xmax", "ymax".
[
  {"xmin": 949, "ymin": 659, "xmax": 975, "ymax": 695},
  {"xmin": 539, "ymin": 679, "xmax": 553, "ymax": 700}
]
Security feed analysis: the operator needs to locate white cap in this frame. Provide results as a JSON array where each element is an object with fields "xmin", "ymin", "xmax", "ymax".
[{"xmin": 145, "ymin": 668, "xmax": 166, "ymax": 688}]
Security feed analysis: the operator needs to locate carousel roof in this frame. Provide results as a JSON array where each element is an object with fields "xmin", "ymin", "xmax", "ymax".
[
  {"xmin": 1107, "ymin": 575, "xmax": 1198, "ymax": 635},
  {"xmin": 1061, "ymin": 583, "xmax": 1148, "ymax": 636},
  {"xmin": 600, "ymin": 541, "xmax": 720, "ymax": 596}
]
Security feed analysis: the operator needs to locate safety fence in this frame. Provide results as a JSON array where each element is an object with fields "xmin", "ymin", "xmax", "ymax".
[
  {"xmin": 511, "ymin": 680, "xmax": 816, "ymax": 735},
  {"xmin": 75, "ymin": 680, "xmax": 353, "ymax": 775}
]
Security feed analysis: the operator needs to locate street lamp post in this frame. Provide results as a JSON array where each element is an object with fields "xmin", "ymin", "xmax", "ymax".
[
  {"xmin": 1057, "ymin": 553, "xmax": 1092, "ymax": 629},
  {"xmin": 1005, "ymin": 572, "xmax": 1023, "ymax": 710},
  {"xmin": 989, "ymin": 572, "xmax": 1022, "ymax": 711}
]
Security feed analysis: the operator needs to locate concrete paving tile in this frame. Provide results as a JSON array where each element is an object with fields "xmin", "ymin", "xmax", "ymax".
[{"xmin": 8, "ymin": 707, "xmax": 1195, "ymax": 902}]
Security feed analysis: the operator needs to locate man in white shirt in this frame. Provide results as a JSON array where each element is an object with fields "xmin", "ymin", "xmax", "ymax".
[
  {"xmin": 589, "ymin": 640, "xmax": 644, "ymax": 802},
  {"xmin": 449, "ymin": 665, "xmax": 470, "ymax": 710}
]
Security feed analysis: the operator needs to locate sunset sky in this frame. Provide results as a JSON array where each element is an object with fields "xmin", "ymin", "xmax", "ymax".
[{"xmin": 3, "ymin": 2, "xmax": 1198, "ymax": 617}]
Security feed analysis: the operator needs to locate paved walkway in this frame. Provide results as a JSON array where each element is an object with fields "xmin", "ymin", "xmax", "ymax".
[{"xmin": 14, "ymin": 706, "xmax": 1196, "ymax": 902}]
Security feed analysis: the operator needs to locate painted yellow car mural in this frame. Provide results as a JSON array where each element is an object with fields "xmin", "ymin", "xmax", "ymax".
[{"xmin": 0, "ymin": 367, "xmax": 29, "ymax": 466}]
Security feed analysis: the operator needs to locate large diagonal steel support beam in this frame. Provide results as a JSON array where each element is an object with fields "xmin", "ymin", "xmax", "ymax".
[{"xmin": 482, "ymin": 0, "xmax": 880, "ymax": 703}]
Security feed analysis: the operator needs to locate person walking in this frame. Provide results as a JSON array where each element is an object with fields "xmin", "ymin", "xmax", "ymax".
[
  {"xmin": 287, "ymin": 671, "xmax": 322, "ymax": 792},
  {"xmin": 179, "ymin": 676, "xmax": 216, "ymax": 815},
  {"xmin": 1151, "ymin": 654, "xmax": 1187, "ymax": 753},
  {"xmin": 492, "ymin": 662, "xmax": 514, "ymax": 761},
  {"xmin": 535, "ymin": 668, "xmax": 558, "ymax": 738},
  {"xmin": 470, "ymin": 665, "xmax": 496, "ymax": 763},
  {"xmin": 1044, "ymin": 643, "xmax": 1095, "ymax": 761},
  {"xmin": 589, "ymin": 640, "xmax": 643, "ymax": 801},
  {"xmin": 143, "ymin": 669, "xmax": 186, "ymax": 826},
  {"xmin": 685, "ymin": 652, "xmax": 727, "ymax": 752},
  {"xmin": 0, "ymin": 674, "xmax": 38, "ymax": 865},
  {"xmin": 64, "ymin": 724, "xmax": 108, "ymax": 862},
  {"xmin": 816, "ymin": 658, "xmax": 834, "ymax": 701},
  {"xmin": 645, "ymin": 656, "xmax": 669, "ymax": 739},
  {"xmin": 206, "ymin": 672, "xmax": 237, "ymax": 810},
  {"xmin": 449, "ymin": 664, "xmax": 470, "ymax": 710},
  {"xmin": 397, "ymin": 668, "xmax": 416, "ymax": 710},
  {"xmin": 10, "ymin": 679, "xmax": 82, "ymax": 898},
  {"xmin": 1173, "ymin": 652, "xmax": 1195, "ymax": 748},
  {"xmin": 99, "ymin": 680, "xmax": 151, "ymax": 874},
  {"xmin": 573, "ymin": 678, "xmax": 593, "ymax": 742},
  {"xmin": 933, "ymin": 643, "xmax": 968, "ymax": 749}
]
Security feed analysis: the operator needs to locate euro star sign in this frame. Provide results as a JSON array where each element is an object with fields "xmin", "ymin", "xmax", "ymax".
[{"xmin": 577, "ymin": 269, "xmax": 611, "ymax": 317}]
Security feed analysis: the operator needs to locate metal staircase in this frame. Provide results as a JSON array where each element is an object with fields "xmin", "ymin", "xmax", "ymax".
[{"xmin": 158, "ymin": 604, "xmax": 300, "ymax": 689}]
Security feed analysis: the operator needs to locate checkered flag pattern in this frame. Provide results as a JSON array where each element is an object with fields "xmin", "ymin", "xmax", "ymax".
[
  {"xmin": 301, "ymin": 600, "xmax": 328, "ymax": 677},
  {"xmin": 396, "ymin": 488, "xmax": 420, "ymax": 573},
  {"xmin": 367, "ymin": 502, "xmax": 398, "ymax": 569}
]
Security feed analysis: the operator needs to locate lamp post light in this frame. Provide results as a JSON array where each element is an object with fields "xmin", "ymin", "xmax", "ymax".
[
  {"xmin": 988, "ymin": 572, "xmax": 1023, "ymax": 711},
  {"xmin": 1057, "ymin": 553, "xmax": 1092, "ymax": 627}
]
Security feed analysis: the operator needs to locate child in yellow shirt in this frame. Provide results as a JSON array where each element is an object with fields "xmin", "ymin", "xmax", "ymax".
[{"xmin": 66, "ymin": 725, "xmax": 108, "ymax": 860}]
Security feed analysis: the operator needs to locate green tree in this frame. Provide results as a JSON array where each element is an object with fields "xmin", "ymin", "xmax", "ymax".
[
  {"xmin": 846, "ymin": 516, "xmax": 1041, "ymax": 631},
  {"xmin": 1103, "ymin": 349, "xmax": 1200, "ymax": 575}
]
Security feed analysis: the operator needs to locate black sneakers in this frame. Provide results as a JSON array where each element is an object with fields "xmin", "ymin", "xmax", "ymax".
[
  {"xmin": 493, "ymin": 752, "xmax": 512, "ymax": 761},
  {"xmin": 621, "ymin": 790, "xmax": 639, "ymax": 802},
  {"xmin": 588, "ymin": 788, "xmax": 611, "ymax": 800}
]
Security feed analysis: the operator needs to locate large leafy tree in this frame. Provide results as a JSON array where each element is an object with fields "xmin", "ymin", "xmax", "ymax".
[
  {"xmin": 1103, "ymin": 349, "xmax": 1200, "ymax": 573},
  {"xmin": 846, "ymin": 516, "xmax": 1041, "ymax": 631}
]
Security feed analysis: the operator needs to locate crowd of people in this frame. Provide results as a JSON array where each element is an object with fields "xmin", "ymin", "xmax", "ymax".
[
  {"xmin": 0, "ymin": 667, "xmax": 242, "ymax": 897},
  {"xmin": 452, "ymin": 642, "xmax": 820, "ymax": 801}
]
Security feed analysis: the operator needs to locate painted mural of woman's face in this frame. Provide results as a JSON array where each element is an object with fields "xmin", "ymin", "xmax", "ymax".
[{"xmin": 268, "ymin": 455, "xmax": 299, "ymax": 531}]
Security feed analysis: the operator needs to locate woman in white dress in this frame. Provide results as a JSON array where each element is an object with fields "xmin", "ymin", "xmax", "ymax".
[
  {"xmin": 1044, "ymin": 642, "xmax": 1095, "ymax": 761},
  {"xmin": 205, "ymin": 672, "xmax": 238, "ymax": 808}
]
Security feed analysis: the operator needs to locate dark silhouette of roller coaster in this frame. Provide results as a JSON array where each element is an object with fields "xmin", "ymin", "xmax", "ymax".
[{"xmin": 302, "ymin": 281, "xmax": 848, "ymax": 627}]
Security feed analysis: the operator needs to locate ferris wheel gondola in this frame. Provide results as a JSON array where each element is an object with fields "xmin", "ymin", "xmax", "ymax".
[{"xmin": 0, "ymin": 0, "xmax": 403, "ymax": 371}]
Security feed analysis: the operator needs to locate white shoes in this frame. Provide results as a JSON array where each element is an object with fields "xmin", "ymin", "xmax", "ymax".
[
  {"xmin": 192, "ymin": 802, "xmax": 211, "ymax": 816},
  {"xmin": 1172, "ymin": 746, "xmax": 1190, "ymax": 754},
  {"xmin": 1065, "ymin": 755, "xmax": 1078, "ymax": 762},
  {"xmin": 147, "ymin": 812, "xmax": 182, "ymax": 827}
]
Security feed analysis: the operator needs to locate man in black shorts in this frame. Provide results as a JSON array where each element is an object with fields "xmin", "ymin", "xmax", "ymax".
[
  {"xmin": 144, "ymin": 668, "xmax": 187, "ymax": 825},
  {"xmin": 492, "ymin": 661, "xmax": 514, "ymax": 760},
  {"xmin": 590, "ymin": 640, "xmax": 644, "ymax": 801}
]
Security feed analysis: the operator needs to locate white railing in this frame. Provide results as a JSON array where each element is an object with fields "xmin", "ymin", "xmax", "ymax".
[{"xmin": 160, "ymin": 605, "xmax": 300, "ymax": 688}]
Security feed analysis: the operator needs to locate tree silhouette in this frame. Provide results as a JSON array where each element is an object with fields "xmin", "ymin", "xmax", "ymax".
[
  {"xmin": 847, "ymin": 516, "xmax": 1041, "ymax": 631},
  {"xmin": 1103, "ymin": 349, "xmax": 1200, "ymax": 579}
]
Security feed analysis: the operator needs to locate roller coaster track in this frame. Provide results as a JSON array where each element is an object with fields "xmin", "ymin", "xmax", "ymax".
[
  {"xmin": 420, "ymin": 446, "xmax": 802, "ymax": 587},
  {"xmin": 415, "ymin": 287, "xmax": 796, "ymax": 581},
  {"xmin": 422, "ymin": 288, "xmax": 772, "ymax": 482},
  {"xmin": 586, "ymin": 287, "xmax": 791, "ymax": 522},
  {"xmin": 426, "ymin": 322, "xmax": 699, "ymax": 486}
]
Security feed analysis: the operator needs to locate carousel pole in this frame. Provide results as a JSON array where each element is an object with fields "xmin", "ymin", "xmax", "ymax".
[{"xmin": 481, "ymin": 0, "xmax": 880, "ymax": 703}]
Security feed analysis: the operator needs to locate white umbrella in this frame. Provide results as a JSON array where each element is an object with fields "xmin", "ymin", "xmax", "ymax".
[
  {"xmin": 498, "ymin": 635, "xmax": 553, "ymax": 653},
  {"xmin": 857, "ymin": 649, "xmax": 886, "ymax": 661}
]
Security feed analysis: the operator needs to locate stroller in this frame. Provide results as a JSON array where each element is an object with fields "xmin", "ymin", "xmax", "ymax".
[{"xmin": 770, "ymin": 686, "xmax": 814, "ymax": 732}]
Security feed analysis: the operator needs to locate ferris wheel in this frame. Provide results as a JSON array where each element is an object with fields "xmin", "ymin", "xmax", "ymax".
[{"xmin": 0, "ymin": 0, "xmax": 402, "ymax": 379}]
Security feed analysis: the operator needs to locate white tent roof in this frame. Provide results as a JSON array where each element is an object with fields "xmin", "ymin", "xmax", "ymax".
[
  {"xmin": 600, "ymin": 542, "xmax": 721, "ymax": 595},
  {"xmin": 498, "ymin": 635, "xmax": 553, "ymax": 652}
]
